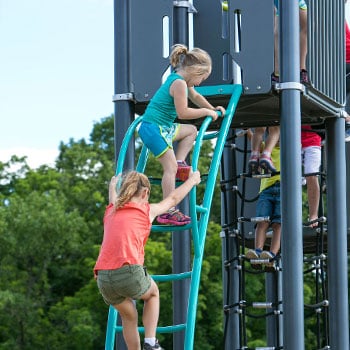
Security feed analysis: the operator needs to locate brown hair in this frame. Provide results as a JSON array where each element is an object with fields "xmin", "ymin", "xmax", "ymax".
[
  {"xmin": 170, "ymin": 44, "xmax": 212, "ymax": 77},
  {"xmin": 114, "ymin": 171, "xmax": 151, "ymax": 210}
]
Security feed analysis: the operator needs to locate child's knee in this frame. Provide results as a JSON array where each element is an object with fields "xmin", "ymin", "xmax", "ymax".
[{"xmin": 188, "ymin": 125, "xmax": 198, "ymax": 139}]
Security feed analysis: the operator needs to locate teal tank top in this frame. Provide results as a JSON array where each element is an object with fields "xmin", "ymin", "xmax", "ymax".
[{"xmin": 142, "ymin": 72, "xmax": 184, "ymax": 128}]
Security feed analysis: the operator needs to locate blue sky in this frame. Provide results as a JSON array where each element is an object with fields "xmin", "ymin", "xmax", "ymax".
[
  {"xmin": 0, "ymin": 0, "xmax": 113, "ymax": 167},
  {"xmin": 1, "ymin": 1, "xmax": 349, "ymax": 168}
]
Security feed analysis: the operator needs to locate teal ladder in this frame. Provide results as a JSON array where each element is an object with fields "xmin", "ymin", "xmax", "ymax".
[{"xmin": 104, "ymin": 84, "xmax": 242, "ymax": 350}]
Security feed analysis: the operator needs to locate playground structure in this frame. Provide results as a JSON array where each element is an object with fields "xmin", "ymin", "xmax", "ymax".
[{"xmin": 107, "ymin": 1, "xmax": 349, "ymax": 349}]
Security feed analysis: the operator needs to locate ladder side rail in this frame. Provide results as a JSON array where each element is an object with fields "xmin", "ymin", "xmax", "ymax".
[
  {"xmin": 105, "ymin": 306, "xmax": 118, "ymax": 350},
  {"xmin": 136, "ymin": 144, "xmax": 150, "ymax": 173},
  {"xmin": 199, "ymin": 84, "xmax": 243, "ymax": 253},
  {"xmin": 116, "ymin": 116, "xmax": 143, "ymax": 174},
  {"xmin": 190, "ymin": 115, "xmax": 216, "ymax": 256},
  {"xmin": 185, "ymin": 84, "xmax": 243, "ymax": 349}
]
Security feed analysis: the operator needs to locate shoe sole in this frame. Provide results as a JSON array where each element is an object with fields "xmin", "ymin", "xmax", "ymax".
[
  {"xmin": 259, "ymin": 160, "xmax": 277, "ymax": 174},
  {"xmin": 248, "ymin": 161, "xmax": 260, "ymax": 175},
  {"xmin": 156, "ymin": 218, "xmax": 191, "ymax": 226},
  {"xmin": 246, "ymin": 251, "xmax": 262, "ymax": 270},
  {"xmin": 260, "ymin": 252, "xmax": 277, "ymax": 272}
]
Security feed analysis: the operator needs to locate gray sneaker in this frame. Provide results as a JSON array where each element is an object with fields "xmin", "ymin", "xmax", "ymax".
[
  {"xmin": 260, "ymin": 251, "xmax": 276, "ymax": 272},
  {"xmin": 246, "ymin": 249, "xmax": 262, "ymax": 270}
]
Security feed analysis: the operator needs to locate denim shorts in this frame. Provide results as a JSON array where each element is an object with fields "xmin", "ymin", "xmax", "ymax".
[
  {"xmin": 138, "ymin": 121, "xmax": 179, "ymax": 158},
  {"xmin": 97, "ymin": 264, "xmax": 152, "ymax": 306},
  {"xmin": 256, "ymin": 182, "xmax": 281, "ymax": 224}
]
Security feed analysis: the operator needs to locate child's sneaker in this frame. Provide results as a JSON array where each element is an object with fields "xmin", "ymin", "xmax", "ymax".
[
  {"xmin": 300, "ymin": 69, "xmax": 309, "ymax": 84},
  {"xmin": 143, "ymin": 340, "xmax": 164, "ymax": 350},
  {"xmin": 271, "ymin": 73, "xmax": 280, "ymax": 83},
  {"xmin": 248, "ymin": 155, "xmax": 259, "ymax": 175},
  {"xmin": 259, "ymin": 155, "xmax": 277, "ymax": 174},
  {"xmin": 246, "ymin": 249, "xmax": 262, "ymax": 270},
  {"xmin": 260, "ymin": 251, "xmax": 276, "ymax": 272},
  {"xmin": 156, "ymin": 209, "xmax": 191, "ymax": 226},
  {"xmin": 176, "ymin": 161, "xmax": 191, "ymax": 181}
]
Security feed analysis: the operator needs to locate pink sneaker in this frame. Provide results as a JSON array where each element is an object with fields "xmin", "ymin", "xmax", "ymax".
[
  {"xmin": 157, "ymin": 209, "xmax": 191, "ymax": 225},
  {"xmin": 176, "ymin": 161, "xmax": 191, "ymax": 181},
  {"xmin": 248, "ymin": 155, "xmax": 259, "ymax": 175},
  {"xmin": 259, "ymin": 155, "xmax": 277, "ymax": 174}
]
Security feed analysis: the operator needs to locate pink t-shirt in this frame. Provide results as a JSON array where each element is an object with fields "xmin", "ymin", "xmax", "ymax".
[
  {"xmin": 94, "ymin": 202, "xmax": 151, "ymax": 275},
  {"xmin": 301, "ymin": 125, "xmax": 321, "ymax": 148}
]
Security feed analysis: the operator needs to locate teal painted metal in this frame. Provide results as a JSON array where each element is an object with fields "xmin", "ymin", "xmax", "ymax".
[
  {"xmin": 104, "ymin": 84, "xmax": 242, "ymax": 350},
  {"xmin": 116, "ymin": 116, "xmax": 143, "ymax": 175},
  {"xmin": 184, "ymin": 84, "xmax": 242, "ymax": 349},
  {"xmin": 105, "ymin": 306, "xmax": 118, "ymax": 350},
  {"xmin": 115, "ymin": 323, "xmax": 186, "ymax": 334}
]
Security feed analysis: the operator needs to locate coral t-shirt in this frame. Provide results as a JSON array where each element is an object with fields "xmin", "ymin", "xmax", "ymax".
[{"xmin": 94, "ymin": 202, "xmax": 151, "ymax": 275}]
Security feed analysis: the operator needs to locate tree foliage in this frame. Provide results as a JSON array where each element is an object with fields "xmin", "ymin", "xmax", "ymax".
[{"xmin": 0, "ymin": 114, "xmax": 333, "ymax": 349}]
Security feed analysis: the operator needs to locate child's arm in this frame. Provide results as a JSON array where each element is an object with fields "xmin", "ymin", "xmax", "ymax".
[
  {"xmin": 149, "ymin": 170, "xmax": 201, "ymax": 221},
  {"xmin": 171, "ymin": 80, "xmax": 219, "ymax": 120},
  {"xmin": 188, "ymin": 87, "xmax": 226, "ymax": 117},
  {"xmin": 108, "ymin": 175, "xmax": 120, "ymax": 204}
]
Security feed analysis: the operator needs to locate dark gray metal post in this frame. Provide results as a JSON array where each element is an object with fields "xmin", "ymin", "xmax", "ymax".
[
  {"xmin": 221, "ymin": 130, "xmax": 240, "ymax": 350},
  {"xmin": 172, "ymin": 2, "xmax": 191, "ymax": 349},
  {"xmin": 113, "ymin": 0, "xmax": 135, "ymax": 168},
  {"xmin": 325, "ymin": 118, "xmax": 349, "ymax": 349},
  {"xmin": 113, "ymin": 1, "xmax": 134, "ymax": 349},
  {"xmin": 279, "ymin": 0, "xmax": 305, "ymax": 349}
]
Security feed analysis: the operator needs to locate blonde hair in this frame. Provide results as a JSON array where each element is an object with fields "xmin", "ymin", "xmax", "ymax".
[
  {"xmin": 114, "ymin": 171, "xmax": 151, "ymax": 210},
  {"xmin": 170, "ymin": 44, "xmax": 212, "ymax": 77}
]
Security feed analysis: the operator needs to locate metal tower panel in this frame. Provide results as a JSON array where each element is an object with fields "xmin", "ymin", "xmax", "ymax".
[
  {"xmin": 192, "ymin": 0, "xmax": 232, "ymax": 86},
  {"xmin": 229, "ymin": 0, "xmax": 275, "ymax": 94},
  {"xmin": 129, "ymin": 0, "xmax": 173, "ymax": 102}
]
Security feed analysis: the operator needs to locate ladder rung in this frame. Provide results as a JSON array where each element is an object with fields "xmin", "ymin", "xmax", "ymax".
[
  {"xmin": 114, "ymin": 323, "xmax": 186, "ymax": 334},
  {"xmin": 304, "ymin": 300, "xmax": 329, "ymax": 309},
  {"xmin": 196, "ymin": 204, "xmax": 208, "ymax": 213},
  {"xmin": 151, "ymin": 222, "xmax": 192, "ymax": 232},
  {"xmin": 238, "ymin": 216, "xmax": 270, "ymax": 223},
  {"xmin": 152, "ymin": 271, "xmax": 192, "ymax": 282},
  {"xmin": 252, "ymin": 302, "xmax": 274, "ymax": 309}
]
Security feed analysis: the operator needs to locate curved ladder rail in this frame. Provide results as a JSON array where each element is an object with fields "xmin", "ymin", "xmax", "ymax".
[{"xmin": 105, "ymin": 84, "xmax": 242, "ymax": 350}]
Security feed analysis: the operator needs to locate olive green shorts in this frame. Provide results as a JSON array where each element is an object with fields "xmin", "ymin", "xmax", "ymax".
[{"xmin": 97, "ymin": 265, "xmax": 152, "ymax": 305}]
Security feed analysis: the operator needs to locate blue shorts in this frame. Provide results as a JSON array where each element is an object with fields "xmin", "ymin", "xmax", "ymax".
[
  {"xmin": 256, "ymin": 182, "xmax": 281, "ymax": 224},
  {"xmin": 274, "ymin": 0, "xmax": 307, "ymax": 14},
  {"xmin": 138, "ymin": 121, "xmax": 180, "ymax": 158}
]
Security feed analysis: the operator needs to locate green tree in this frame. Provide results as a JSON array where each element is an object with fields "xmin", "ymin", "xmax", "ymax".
[{"xmin": 0, "ymin": 114, "xmax": 329, "ymax": 349}]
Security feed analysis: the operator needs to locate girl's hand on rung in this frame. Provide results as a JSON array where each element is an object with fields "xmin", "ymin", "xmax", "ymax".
[
  {"xmin": 215, "ymin": 106, "xmax": 226, "ymax": 116},
  {"xmin": 188, "ymin": 170, "xmax": 201, "ymax": 185}
]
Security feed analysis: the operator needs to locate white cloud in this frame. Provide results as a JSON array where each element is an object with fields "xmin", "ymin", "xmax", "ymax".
[{"xmin": 1, "ymin": 148, "xmax": 59, "ymax": 169}]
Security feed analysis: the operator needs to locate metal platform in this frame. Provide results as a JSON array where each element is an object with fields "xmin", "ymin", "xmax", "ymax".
[{"xmin": 135, "ymin": 82, "xmax": 341, "ymax": 131}]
